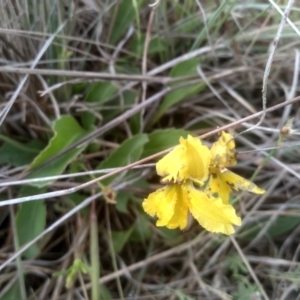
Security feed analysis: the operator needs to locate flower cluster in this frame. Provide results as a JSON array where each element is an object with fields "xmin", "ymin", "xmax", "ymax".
[{"xmin": 142, "ymin": 132, "xmax": 265, "ymax": 235}]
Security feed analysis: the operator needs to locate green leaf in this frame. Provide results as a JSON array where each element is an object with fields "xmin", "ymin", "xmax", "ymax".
[
  {"xmin": 0, "ymin": 139, "xmax": 45, "ymax": 167},
  {"xmin": 175, "ymin": 290, "xmax": 197, "ymax": 300},
  {"xmin": 28, "ymin": 115, "xmax": 91, "ymax": 187},
  {"xmin": 84, "ymin": 87, "xmax": 138, "ymax": 125},
  {"xmin": 116, "ymin": 191, "xmax": 131, "ymax": 213},
  {"xmin": 111, "ymin": 226, "xmax": 134, "ymax": 253},
  {"xmin": 151, "ymin": 58, "xmax": 205, "ymax": 124},
  {"xmin": 115, "ymin": 178, "xmax": 149, "ymax": 213},
  {"xmin": 191, "ymin": 0, "xmax": 232, "ymax": 50},
  {"xmin": 232, "ymin": 282, "xmax": 259, "ymax": 300},
  {"xmin": 240, "ymin": 215, "xmax": 300, "ymax": 241},
  {"xmin": 103, "ymin": 90, "xmax": 137, "ymax": 122},
  {"xmin": 82, "ymin": 82, "xmax": 118, "ymax": 128},
  {"xmin": 65, "ymin": 258, "xmax": 88, "ymax": 288},
  {"xmin": 142, "ymin": 129, "xmax": 189, "ymax": 158},
  {"xmin": 109, "ymin": 0, "xmax": 144, "ymax": 45},
  {"xmin": 85, "ymin": 82, "xmax": 118, "ymax": 103},
  {"xmin": 225, "ymin": 254, "xmax": 248, "ymax": 276},
  {"xmin": 130, "ymin": 214, "xmax": 152, "ymax": 242},
  {"xmin": 99, "ymin": 284, "xmax": 112, "ymax": 300},
  {"xmin": 0, "ymin": 281, "xmax": 22, "ymax": 300},
  {"xmin": 130, "ymin": 35, "xmax": 167, "ymax": 56},
  {"xmin": 98, "ymin": 134, "xmax": 149, "ymax": 185},
  {"xmin": 158, "ymin": 227, "xmax": 181, "ymax": 242},
  {"xmin": 72, "ymin": 82, "xmax": 88, "ymax": 94},
  {"xmin": 268, "ymin": 215, "xmax": 300, "ymax": 236},
  {"xmin": 129, "ymin": 112, "xmax": 142, "ymax": 135},
  {"xmin": 16, "ymin": 186, "xmax": 47, "ymax": 258},
  {"xmin": 175, "ymin": 14, "xmax": 201, "ymax": 35},
  {"xmin": 80, "ymin": 112, "xmax": 97, "ymax": 130}
]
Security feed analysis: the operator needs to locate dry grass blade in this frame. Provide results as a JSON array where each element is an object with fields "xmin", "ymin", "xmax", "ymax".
[
  {"xmin": 0, "ymin": 22, "xmax": 66, "ymax": 126},
  {"xmin": 1, "ymin": 1, "xmax": 300, "ymax": 299}
]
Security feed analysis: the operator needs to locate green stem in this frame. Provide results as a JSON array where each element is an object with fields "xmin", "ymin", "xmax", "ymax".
[
  {"xmin": 105, "ymin": 204, "xmax": 124, "ymax": 299},
  {"xmin": 90, "ymin": 200, "xmax": 100, "ymax": 300},
  {"xmin": 9, "ymin": 206, "xmax": 27, "ymax": 300}
]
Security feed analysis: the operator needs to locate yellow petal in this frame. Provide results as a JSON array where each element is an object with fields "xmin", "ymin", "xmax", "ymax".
[
  {"xmin": 211, "ymin": 131, "xmax": 236, "ymax": 168},
  {"xmin": 156, "ymin": 135, "xmax": 211, "ymax": 184},
  {"xmin": 186, "ymin": 184, "xmax": 242, "ymax": 235},
  {"xmin": 156, "ymin": 146, "xmax": 186, "ymax": 183},
  {"xmin": 142, "ymin": 184, "xmax": 189, "ymax": 229},
  {"xmin": 219, "ymin": 169, "xmax": 265, "ymax": 195},
  {"xmin": 207, "ymin": 167, "xmax": 231, "ymax": 204},
  {"xmin": 165, "ymin": 184, "xmax": 189, "ymax": 229}
]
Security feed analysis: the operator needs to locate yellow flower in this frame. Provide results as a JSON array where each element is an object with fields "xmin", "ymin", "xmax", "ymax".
[
  {"xmin": 208, "ymin": 132, "xmax": 265, "ymax": 203},
  {"xmin": 156, "ymin": 135, "xmax": 211, "ymax": 185},
  {"xmin": 143, "ymin": 181, "xmax": 241, "ymax": 235}
]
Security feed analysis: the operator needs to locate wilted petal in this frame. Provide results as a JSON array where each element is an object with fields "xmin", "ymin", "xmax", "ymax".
[
  {"xmin": 207, "ymin": 167, "xmax": 232, "ymax": 204},
  {"xmin": 219, "ymin": 169, "xmax": 265, "ymax": 195},
  {"xmin": 207, "ymin": 167, "xmax": 265, "ymax": 204},
  {"xmin": 211, "ymin": 131, "xmax": 236, "ymax": 168}
]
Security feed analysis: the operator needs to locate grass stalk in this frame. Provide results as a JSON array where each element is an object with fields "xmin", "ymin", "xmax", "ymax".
[
  {"xmin": 9, "ymin": 206, "xmax": 27, "ymax": 300},
  {"xmin": 90, "ymin": 200, "xmax": 100, "ymax": 300}
]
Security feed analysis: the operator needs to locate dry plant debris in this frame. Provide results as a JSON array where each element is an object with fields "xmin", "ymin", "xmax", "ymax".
[{"xmin": 0, "ymin": 0, "xmax": 300, "ymax": 299}]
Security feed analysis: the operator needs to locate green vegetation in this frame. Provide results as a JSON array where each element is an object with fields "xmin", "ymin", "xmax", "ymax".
[{"xmin": 0, "ymin": 0, "xmax": 300, "ymax": 299}]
